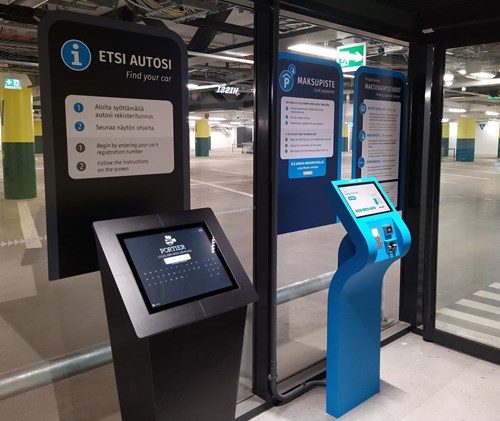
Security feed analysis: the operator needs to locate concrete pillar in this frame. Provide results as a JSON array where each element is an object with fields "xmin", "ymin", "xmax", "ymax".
[
  {"xmin": 342, "ymin": 122, "xmax": 349, "ymax": 152},
  {"xmin": 441, "ymin": 122, "xmax": 449, "ymax": 157},
  {"xmin": 34, "ymin": 119, "xmax": 43, "ymax": 154},
  {"xmin": 456, "ymin": 118, "xmax": 476, "ymax": 162},
  {"xmin": 497, "ymin": 123, "xmax": 500, "ymax": 158},
  {"xmin": 195, "ymin": 118, "xmax": 211, "ymax": 157},
  {"xmin": 2, "ymin": 86, "xmax": 36, "ymax": 199}
]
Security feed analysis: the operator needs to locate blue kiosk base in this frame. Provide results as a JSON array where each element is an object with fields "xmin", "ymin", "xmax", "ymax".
[
  {"xmin": 327, "ymin": 235, "xmax": 388, "ymax": 417},
  {"xmin": 326, "ymin": 178, "xmax": 411, "ymax": 418}
]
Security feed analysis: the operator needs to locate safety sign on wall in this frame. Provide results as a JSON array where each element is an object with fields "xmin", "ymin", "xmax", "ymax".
[
  {"xmin": 352, "ymin": 67, "xmax": 407, "ymax": 208},
  {"xmin": 39, "ymin": 11, "xmax": 189, "ymax": 280},
  {"xmin": 277, "ymin": 52, "xmax": 343, "ymax": 234}
]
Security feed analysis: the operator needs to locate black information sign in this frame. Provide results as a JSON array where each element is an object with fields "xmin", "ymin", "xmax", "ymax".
[{"xmin": 38, "ymin": 11, "xmax": 189, "ymax": 279}]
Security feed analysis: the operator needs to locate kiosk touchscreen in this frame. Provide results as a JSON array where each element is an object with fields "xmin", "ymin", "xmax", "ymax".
[
  {"xmin": 326, "ymin": 178, "xmax": 411, "ymax": 418},
  {"xmin": 119, "ymin": 223, "xmax": 238, "ymax": 313},
  {"xmin": 337, "ymin": 182, "xmax": 391, "ymax": 218},
  {"xmin": 94, "ymin": 208, "xmax": 257, "ymax": 421}
]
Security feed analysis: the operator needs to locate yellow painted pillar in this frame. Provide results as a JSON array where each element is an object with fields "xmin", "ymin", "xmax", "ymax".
[
  {"xmin": 195, "ymin": 118, "xmax": 211, "ymax": 157},
  {"xmin": 34, "ymin": 119, "xmax": 43, "ymax": 154},
  {"xmin": 456, "ymin": 118, "xmax": 476, "ymax": 162},
  {"xmin": 342, "ymin": 122, "xmax": 349, "ymax": 152},
  {"xmin": 441, "ymin": 122, "xmax": 449, "ymax": 157},
  {"xmin": 498, "ymin": 123, "xmax": 500, "ymax": 158},
  {"xmin": 2, "ymin": 86, "xmax": 36, "ymax": 199}
]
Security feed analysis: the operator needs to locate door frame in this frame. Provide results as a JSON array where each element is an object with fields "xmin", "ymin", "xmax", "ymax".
[{"xmin": 419, "ymin": 22, "xmax": 500, "ymax": 365}]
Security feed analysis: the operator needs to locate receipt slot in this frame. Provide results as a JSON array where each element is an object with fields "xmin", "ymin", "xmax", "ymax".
[
  {"xmin": 93, "ymin": 208, "xmax": 258, "ymax": 421},
  {"xmin": 326, "ymin": 178, "xmax": 411, "ymax": 417}
]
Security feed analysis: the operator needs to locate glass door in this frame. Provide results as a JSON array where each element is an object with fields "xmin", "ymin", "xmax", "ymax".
[{"xmin": 434, "ymin": 42, "xmax": 500, "ymax": 351}]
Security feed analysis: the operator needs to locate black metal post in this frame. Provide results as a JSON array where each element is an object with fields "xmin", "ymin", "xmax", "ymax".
[
  {"xmin": 399, "ymin": 42, "xmax": 430, "ymax": 327},
  {"xmin": 253, "ymin": 0, "xmax": 279, "ymax": 404}
]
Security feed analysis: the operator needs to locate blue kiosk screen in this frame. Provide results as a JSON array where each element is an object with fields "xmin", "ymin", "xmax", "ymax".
[
  {"xmin": 338, "ymin": 182, "xmax": 392, "ymax": 218},
  {"xmin": 119, "ymin": 224, "xmax": 238, "ymax": 313}
]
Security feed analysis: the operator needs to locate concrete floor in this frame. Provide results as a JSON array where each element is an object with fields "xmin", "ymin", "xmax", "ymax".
[
  {"xmin": 0, "ymin": 148, "xmax": 499, "ymax": 419},
  {"xmin": 252, "ymin": 333, "xmax": 500, "ymax": 421},
  {"xmin": 436, "ymin": 158, "xmax": 500, "ymax": 348}
]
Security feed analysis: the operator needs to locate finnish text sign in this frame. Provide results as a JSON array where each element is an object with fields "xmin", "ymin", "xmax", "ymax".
[
  {"xmin": 278, "ymin": 52, "xmax": 342, "ymax": 234},
  {"xmin": 65, "ymin": 95, "xmax": 174, "ymax": 179},
  {"xmin": 39, "ymin": 11, "xmax": 188, "ymax": 279},
  {"xmin": 353, "ymin": 67, "xmax": 407, "ymax": 207}
]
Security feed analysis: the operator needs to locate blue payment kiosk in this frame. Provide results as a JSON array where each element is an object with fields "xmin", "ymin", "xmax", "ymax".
[{"xmin": 326, "ymin": 177, "xmax": 411, "ymax": 417}]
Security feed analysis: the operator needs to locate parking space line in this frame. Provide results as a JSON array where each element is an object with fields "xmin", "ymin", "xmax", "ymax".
[
  {"xmin": 191, "ymin": 178, "xmax": 253, "ymax": 198},
  {"xmin": 17, "ymin": 201, "xmax": 42, "ymax": 249},
  {"xmin": 211, "ymin": 169, "xmax": 252, "ymax": 177},
  {"xmin": 441, "ymin": 173, "xmax": 489, "ymax": 180}
]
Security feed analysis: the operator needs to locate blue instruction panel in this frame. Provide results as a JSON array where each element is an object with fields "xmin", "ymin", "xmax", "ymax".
[
  {"xmin": 278, "ymin": 52, "xmax": 343, "ymax": 234},
  {"xmin": 352, "ymin": 67, "xmax": 407, "ymax": 208}
]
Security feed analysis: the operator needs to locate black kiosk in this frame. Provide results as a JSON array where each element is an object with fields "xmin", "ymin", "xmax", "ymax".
[{"xmin": 93, "ymin": 208, "xmax": 258, "ymax": 421}]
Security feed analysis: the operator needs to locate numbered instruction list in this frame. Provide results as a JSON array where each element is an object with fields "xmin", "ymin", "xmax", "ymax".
[
  {"xmin": 65, "ymin": 95, "xmax": 174, "ymax": 179},
  {"xmin": 360, "ymin": 99, "xmax": 401, "ymax": 181},
  {"xmin": 280, "ymin": 97, "xmax": 335, "ymax": 160}
]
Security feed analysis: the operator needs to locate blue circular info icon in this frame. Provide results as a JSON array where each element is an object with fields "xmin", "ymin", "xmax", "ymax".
[{"xmin": 61, "ymin": 39, "xmax": 92, "ymax": 71}]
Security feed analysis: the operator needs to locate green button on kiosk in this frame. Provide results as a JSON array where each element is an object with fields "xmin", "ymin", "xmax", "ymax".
[{"xmin": 93, "ymin": 208, "xmax": 258, "ymax": 421}]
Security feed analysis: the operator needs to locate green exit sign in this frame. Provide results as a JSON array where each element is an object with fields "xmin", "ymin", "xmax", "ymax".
[
  {"xmin": 4, "ymin": 78, "xmax": 21, "ymax": 89},
  {"xmin": 337, "ymin": 43, "xmax": 366, "ymax": 72}
]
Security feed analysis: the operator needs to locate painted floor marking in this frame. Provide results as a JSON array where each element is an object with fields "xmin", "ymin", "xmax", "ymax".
[
  {"xmin": 457, "ymin": 299, "xmax": 500, "ymax": 316},
  {"xmin": 16, "ymin": 201, "xmax": 42, "ymax": 249},
  {"xmin": 473, "ymin": 290, "xmax": 500, "ymax": 302},
  {"xmin": 190, "ymin": 178, "xmax": 253, "ymax": 198},
  {"xmin": 441, "ymin": 172, "xmax": 490, "ymax": 180},
  {"xmin": 437, "ymin": 307, "xmax": 500, "ymax": 329}
]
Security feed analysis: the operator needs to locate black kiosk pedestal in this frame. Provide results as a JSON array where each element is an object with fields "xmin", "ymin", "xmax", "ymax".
[{"xmin": 93, "ymin": 208, "xmax": 258, "ymax": 421}]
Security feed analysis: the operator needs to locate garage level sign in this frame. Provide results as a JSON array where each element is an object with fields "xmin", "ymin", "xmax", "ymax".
[
  {"xmin": 278, "ymin": 52, "xmax": 343, "ymax": 234},
  {"xmin": 353, "ymin": 67, "xmax": 407, "ymax": 208},
  {"xmin": 39, "ymin": 11, "xmax": 189, "ymax": 280}
]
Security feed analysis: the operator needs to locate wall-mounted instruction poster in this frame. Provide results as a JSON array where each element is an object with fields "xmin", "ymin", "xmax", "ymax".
[
  {"xmin": 352, "ymin": 67, "xmax": 407, "ymax": 208},
  {"xmin": 277, "ymin": 52, "xmax": 343, "ymax": 234},
  {"xmin": 39, "ymin": 11, "xmax": 189, "ymax": 279}
]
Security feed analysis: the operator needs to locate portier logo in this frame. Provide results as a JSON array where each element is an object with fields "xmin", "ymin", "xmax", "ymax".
[
  {"xmin": 61, "ymin": 39, "xmax": 92, "ymax": 71},
  {"xmin": 279, "ymin": 64, "xmax": 296, "ymax": 92},
  {"xmin": 164, "ymin": 235, "xmax": 176, "ymax": 246}
]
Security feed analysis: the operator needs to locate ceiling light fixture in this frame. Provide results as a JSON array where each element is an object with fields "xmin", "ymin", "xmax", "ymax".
[
  {"xmin": 225, "ymin": 51, "xmax": 252, "ymax": 57},
  {"xmin": 288, "ymin": 43, "xmax": 338, "ymax": 60},
  {"xmin": 449, "ymin": 107, "xmax": 467, "ymax": 113},
  {"xmin": 188, "ymin": 84, "xmax": 221, "ymax": 91},
  {"xmin": 443, "ymin": 72, "xmax": 454, "ymax": 82},
  {"xmin": 188, "ymin": 51, "xmax": 254, "ymax": 65},
  {"xmin": 442, "ymin": 118, "xmax": 450, "ymax": 123},
  {"xmin": 470, "ymin": 71, "xmax": 496, "ymax": 79},
  {"xmin": 485, "ymin": 110, "xmax": 499, "ymax": 116},
  {"xmin": 458, "ymin": 69, "xmax": 467, "ymax": 75}
]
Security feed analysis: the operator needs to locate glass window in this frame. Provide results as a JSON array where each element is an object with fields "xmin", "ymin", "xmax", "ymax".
[
  {"xmin": 276, "ymin": 12, "xmax": 409, "ymax": 384},
  {"xmin": 436, "ymin": 42, "xmax": 500, "ymax": 349},
  {"xmin": 0, "ymin": 2, "xmax": 255, "ymax": 418}
]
